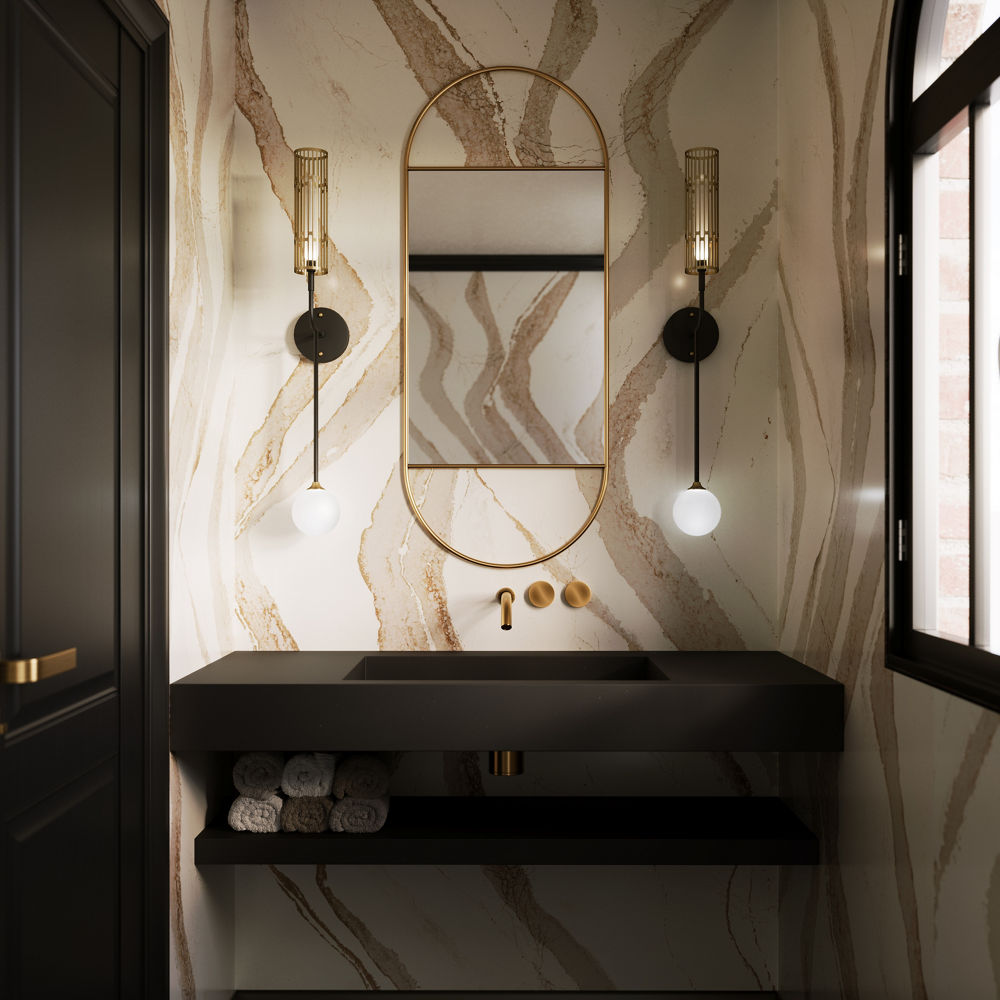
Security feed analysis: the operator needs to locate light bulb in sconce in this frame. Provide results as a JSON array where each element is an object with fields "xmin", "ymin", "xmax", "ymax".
[
  {"xmin": 672, "ymin": 483, "xmax": 721, "ymax": 536},
  {"xmin": 292, "ymin": 483, "xmax": 340, "ymax": 536},
  {"xmin": 694, "ymin": 233, "xmax": 708, "ymax": 266},
  {"xmin": 304, "ymin": 237, "xmax": 318, "ymax": 268}
]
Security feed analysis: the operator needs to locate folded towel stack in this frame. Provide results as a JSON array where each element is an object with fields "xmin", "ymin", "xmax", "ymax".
[
  {"xmin": 227, "ymin": 751, "xmax": 390, "ymax": 834},
  {"xmin": 330, "ymin": 794, "xmax": 390, "ymax": 833},
  {"xmin": 281, "ymin": 795, "xmax": 334, "ymax": 833},
  {"xmin": 232, "ymin": 751, "xmax": 284, "ymax": 798},
  {"xmin": 281, "ymin": 752, "xmax": 337, "ymax": 798},
  {"xmin": 329, "ymin": 754, "xmax": 391, "ymax": 833},
  {"xmin": 229, "ymin": 752, "xmax": 285, "ymax": 833},
  {"xmin": 228, "ymin": 793, "xmax": 282, "ymax": 833},
  {"xmin": 274, "ymin": 752, "xmax": 336, "ymax": 833},
  {"xmin": 333, "ymin": 753, "xmax": 390, "ymax": 800}
]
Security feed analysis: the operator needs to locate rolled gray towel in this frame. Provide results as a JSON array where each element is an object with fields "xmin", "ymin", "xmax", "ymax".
[
  {"xmin": 329, "ymin": 795, "xmax": 389, "ymax": 833},
  {"xmin": 233, "ymin": 751, "xmax": 284, "ymax": 798},
  {"xmin": 332, "ymin": 753, "xmax": 389, "ymax": 800},
  {"xmin": 281, "ymin": 795, "xmax": 333, "ymax": 833},
  {"xmin": 228, "ymin": 794, "xmax": 282, "ymax": 833},
  {"xmin": 281, "ymin": 752, "xmax": 337, "ymax": 797}
]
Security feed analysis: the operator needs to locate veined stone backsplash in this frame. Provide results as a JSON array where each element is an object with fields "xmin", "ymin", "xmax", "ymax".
[{"xmin": 165, "ymin": 0, "xmax": 1000, "ymax": 997}]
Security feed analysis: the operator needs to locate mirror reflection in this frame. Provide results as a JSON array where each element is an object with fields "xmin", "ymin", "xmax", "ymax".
[
  {"xmin": 407, "ymin": 169, "xmax": 604, "ymax": 465},
  {"xmin": 408, "ymin": 267, "xmax": 603, "ymax": 464},
  {"xmin": 401, "ymin": 66, "xmax": 609, "ymax": 567}
]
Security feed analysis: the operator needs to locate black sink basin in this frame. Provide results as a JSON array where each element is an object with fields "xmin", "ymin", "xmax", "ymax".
[
  {"xmin": 349, "ymin": 653, "xmax": 668, "ymax": 682},
  {"xmin": 169, "ymin": 650, "xmax": 845, "ymax": 751}
]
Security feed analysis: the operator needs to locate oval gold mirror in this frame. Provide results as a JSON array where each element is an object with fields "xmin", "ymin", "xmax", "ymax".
[{"xmin": 402, "ymin": 66, "xmax": 609, "ymax": 568}]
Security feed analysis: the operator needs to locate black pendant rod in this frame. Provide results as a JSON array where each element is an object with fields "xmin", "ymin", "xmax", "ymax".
[
  {"xmin": 693, "ymin": 267, "xmax": 706, "ymax": 485},
  {"xmin": 307, "ymin": 266, "xmax": 319, "ymax": 485}
]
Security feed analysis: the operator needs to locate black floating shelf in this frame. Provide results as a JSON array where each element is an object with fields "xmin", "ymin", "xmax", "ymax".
[{"xmin": 196, "ymin": 796, "xmax": 817, "ymax": 866}]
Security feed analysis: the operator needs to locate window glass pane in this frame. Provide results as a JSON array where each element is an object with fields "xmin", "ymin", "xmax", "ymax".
[
  {"xmin": 912, "ymin": 119, "xmax": 971, "ymax": 641},
  {"xmin": 914, "ymin": 0, "xmax": 1000, "ymax": 98},
  {"xmin": 975, "ymin": 101, "xmax": 1000, "ymax": 652}
]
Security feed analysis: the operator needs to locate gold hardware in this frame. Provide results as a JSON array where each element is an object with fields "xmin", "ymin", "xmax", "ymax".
[
  {"xmin": 407, "ymin": 463, "xmax": 605, "ymax": 470},
  {"xmin": 497, "ymin": 588, "xmax": 515, "ymax": 630},
  {"xmin": 1, "ymin": 647, "xmax": 77, "ymax": 684},
  {"xmin": 400, "ymin": 66, "xmax": 611, "ymax": 568},
  {"xmin": 526, "ymin": 581, "xmax": 554, "ymax": 608},
  {"xmin": 408, "ymin": 165, "xmax": 605, "ymax": 172},
  {"xmin": 564, "ymin": 581, "xmax": 592, "ymax": 608},
  {"xmin": 489, "ymin": 750, "xmax": 524, "ymax": 776}
]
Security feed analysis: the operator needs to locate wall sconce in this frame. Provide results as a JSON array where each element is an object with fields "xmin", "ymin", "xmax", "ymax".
[
  {"xmin": 661, "ymin": 146, "xmax": 721, "ymax": 536},
  {"xmin": 291, "ymin": 147, "xmax": 349, "ymax": 535}
]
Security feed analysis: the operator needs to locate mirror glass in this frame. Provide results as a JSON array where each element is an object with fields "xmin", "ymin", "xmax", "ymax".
[
  {"xmin": 407, "ymin": 170, "xmax": 604, "ymax": 465},
  {"xmin": 402, "ymin": 68, "xmax": 608, "ymax": 567}
]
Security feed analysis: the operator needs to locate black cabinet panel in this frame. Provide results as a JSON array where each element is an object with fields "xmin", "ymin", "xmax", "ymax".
[
  {"xmin": 1, "ymin": 0, "xmax": 168, "ymax": 995},
  {"xmin": 4, "ymin": 759, "xmax": 118, "ymax": 998},
  {"xmin": 17, "ymin": 0, "xmax": 120, "ymax": 724}
]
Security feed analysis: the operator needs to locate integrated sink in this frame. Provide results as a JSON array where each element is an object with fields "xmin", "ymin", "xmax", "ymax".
[
  {"xmin": 349, "ymin": 653, "xmax": 668, "ymax": 682},
  {"xmin": 169, "ymin": 650, "xmax": 845, "ymax": 752}
]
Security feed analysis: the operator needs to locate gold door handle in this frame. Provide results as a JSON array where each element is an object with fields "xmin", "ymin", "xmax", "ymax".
[{"xmin": 1, "ymin": 648, "xmax": 77, "ymax": 684}]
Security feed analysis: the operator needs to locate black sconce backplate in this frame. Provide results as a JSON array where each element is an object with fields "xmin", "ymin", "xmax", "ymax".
[
  {"xmin": 661, "ymin": 307, "xmax": 719, "ymax": 363},
  {"xmin": 294, "ymin": 309, "xmax": 350, "ymax": 363}
]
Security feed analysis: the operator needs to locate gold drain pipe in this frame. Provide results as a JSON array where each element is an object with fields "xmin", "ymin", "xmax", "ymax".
[{"xmin": 489, "ymin": 750, "xmax": 524, "ymax": 776}]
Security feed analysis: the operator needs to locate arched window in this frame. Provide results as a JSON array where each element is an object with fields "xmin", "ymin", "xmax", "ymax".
[{"xmin": 888, "ymin": 0, "xmax": 1000, "ymax": 707}]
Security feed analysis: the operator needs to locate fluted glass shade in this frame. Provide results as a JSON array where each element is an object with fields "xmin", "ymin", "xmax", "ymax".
[
  {"xmin": 684, "ymin": 147, "xmax": 719, "ymax": 275},
  {"xmin": 292, "ymin": 483, "xmax": 340, "ymax": 535},
  {"xmin": 672, "ymin": 484, "xmax": 721, "ymax": 536},
  {"xmin": 293, "ymin": 147, "xmax": 328, "ymax": 275}
]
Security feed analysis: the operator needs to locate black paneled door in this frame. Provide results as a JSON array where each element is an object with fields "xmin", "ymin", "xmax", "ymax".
[{"xmin": 0, "ymin": 0, "xmax": 167, "ymax": 996}]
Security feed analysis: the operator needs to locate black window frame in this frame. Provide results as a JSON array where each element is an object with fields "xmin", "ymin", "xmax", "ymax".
[{"xmin": 887, "ymin": 0, "xmax": 1000, "ymax": 711}]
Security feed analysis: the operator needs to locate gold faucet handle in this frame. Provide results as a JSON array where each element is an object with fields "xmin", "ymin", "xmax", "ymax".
[
  {"xmin": 526, "ymin": 581, "xmax": 555, "ymax": 608},
  {"xmin": 564, "ymin": 580, "xmax": 592, "ymax": 608}
]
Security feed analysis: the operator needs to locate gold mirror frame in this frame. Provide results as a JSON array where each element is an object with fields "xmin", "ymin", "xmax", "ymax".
[{"xmin": 402, "ymin": 66, "xmax": 610, "ymax": 568}]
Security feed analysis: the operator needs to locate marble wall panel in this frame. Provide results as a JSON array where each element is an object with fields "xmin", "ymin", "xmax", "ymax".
[
  {"xmin": 407, "ymin": 270, "xmax": 604, "ymax": 466},
  {"xmin": 777, "ymin": 0, "xmax": 1000, "ymax": 998},
  {"xmin": 165, "ymin": 0, "xmax": 239, "ymax": 994},
  {"xmin": 235, "ymin": 863, "xmax": 777, "ymax": 991},
  {"xmin": 167, "ymin": 0, "xmax": 786, "ymax": 994}
]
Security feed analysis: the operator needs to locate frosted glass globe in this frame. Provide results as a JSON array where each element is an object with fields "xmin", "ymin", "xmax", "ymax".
[
  {"xmin": 292, "ymin": 485, "xmax": 340, "ymax": 536},
  {"xmin": 672, "ymin": 485, "xmax": 721, "ymax": 536}
]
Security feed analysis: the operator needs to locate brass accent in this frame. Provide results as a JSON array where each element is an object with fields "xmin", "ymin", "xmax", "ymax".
[
  {"xmin": 293, "ymin": 148, "xmax": 329, "ymax": 276},
  {"xmin": 407, "ymin": 463, "xmax": 605, "ymax": 470},
  {"xmin": 1, "ymin": 647, "xmax": 77, "ymax": 684},
  {"xmin": 407, "ymin": 165, "xmax": 605, "ymax": 171},
  {"xmin": 489, "ymin": 750, "xmax": 524, "ymax": 776},
  {"xmin": 401, "ymin": 66, "xmax": 610, "ymax": 568},
  {"xmin": 526, "ymin": 581, "xmax": 555, "ymax": 608},
  {"xmin": 497, "ymin": 588, "xmax": 515, "ymax": 630},
  {"xmin": 683, "ymin": 147, "xmax": 719, "ymax": 275},
  {"xmin": 564, "ymin": 580, "xmax": 592, "ymax": 608}
]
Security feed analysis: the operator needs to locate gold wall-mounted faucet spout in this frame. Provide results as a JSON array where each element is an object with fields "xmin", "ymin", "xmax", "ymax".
[{"xmin": 497, "ymin": 588, "xmax": 514, "ymax": 630}]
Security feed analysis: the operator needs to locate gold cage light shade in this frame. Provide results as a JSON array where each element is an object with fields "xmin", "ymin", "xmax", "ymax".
[
  {"xmin": 293, "ymin": 147, "xmax": 329, "ymax": 275},
  {"xmin": 684, "ymin": 147, "xmax": 719, "ymax": 275}
]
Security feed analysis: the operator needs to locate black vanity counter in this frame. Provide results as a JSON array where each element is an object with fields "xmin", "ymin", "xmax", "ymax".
[{"xmin": 170, "ymin": 650, "xmax": 842, "ymax": 752}]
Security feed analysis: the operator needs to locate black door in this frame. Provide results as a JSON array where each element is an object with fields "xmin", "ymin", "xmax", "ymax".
[{"xmin": 0, "ymin": 0, "xmax": 168, "ymax": 996}]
